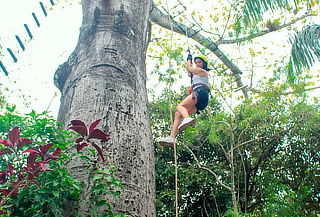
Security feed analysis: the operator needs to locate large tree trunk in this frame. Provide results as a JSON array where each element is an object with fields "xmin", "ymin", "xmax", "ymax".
[{"xmin": 54, "ymin": 0, "xmax": 155, "ymax": 216}]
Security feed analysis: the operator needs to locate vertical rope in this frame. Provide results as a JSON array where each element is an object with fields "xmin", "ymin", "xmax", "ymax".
[
  {"xmin": 168, "ymin": 22, "xmax": 179, "ymax": 217},
  {"xmin": 165, "ymin": 1, "xmax": 179, "ymax": 215},
  {"xmin": 174, "ymin": 140, "xmax": 178, "ymax": 217}
]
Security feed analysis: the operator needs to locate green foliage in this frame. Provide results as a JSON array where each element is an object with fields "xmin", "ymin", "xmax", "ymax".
[
  {"xmin": 288, "ymin": 24, "xmax": 320, "ymax": 81},
  {"xmin": 259, "ymin": 177, "xmax": 311, "ymax": 217},
  {"xmin": 221, "ymin": 0, "xmax": 320, "ymax": 82},
  {"xmin": 0, "ymin": 108, "xmax": 79, "ymax": 216},
  {"xmin": 0, "ymin": 107, "xmax": 124, "ymax": 216},
  {"xmin": 151, "ymin": 85, "xmax": 320, "ymax": 216},
  {"xmin": 149, "ymin": 45, "xmax": 185, "ymax": 86},
  {"xmin": 224, "ymin": 209, "xmax": 244, "ymax": 217},
  {"xmin": 90, "ymin": 167, "xmax": 124, "ymax": 217},
  {"xmin": 11, "ymin": 163, "xmax": 81, "ymax": 217},
  {"xmin": 152, "ymin": 89, "xmax": 228, "ymax": 216},
  {"xmin": 258, "ymin": 101, "xmax": 320, "ymax": 216},
  {"xmin": 0, "ymin": 107, "xmax": 70, "ymax": 146},
  {"xmin": 242, "ymin": 0, "xmax": 294, "ymax": 26},
  {"xmin": 240, "ymin": 0, "xmax": 319, "ymax": 28}
]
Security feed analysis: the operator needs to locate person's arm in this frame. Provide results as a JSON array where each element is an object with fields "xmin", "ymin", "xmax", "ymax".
[{"xmin": 187, "ymin": 67, "xmax": 207, "ymax": 77}]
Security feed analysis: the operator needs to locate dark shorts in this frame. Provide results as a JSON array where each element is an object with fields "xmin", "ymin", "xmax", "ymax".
[{"xmin": 194, "ymin": 86, "xmax": 209, "ymax": 111}]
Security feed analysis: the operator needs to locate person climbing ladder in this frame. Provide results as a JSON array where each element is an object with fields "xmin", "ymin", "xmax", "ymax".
[{"xmin": 158, "ymin": 52, "xmax": 211, "ymax": 147}]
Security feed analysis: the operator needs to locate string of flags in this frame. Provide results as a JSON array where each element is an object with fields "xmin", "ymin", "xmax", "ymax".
[{"xmin": 0, "ymin": 0, "xmax": 55, "ymax": 76}]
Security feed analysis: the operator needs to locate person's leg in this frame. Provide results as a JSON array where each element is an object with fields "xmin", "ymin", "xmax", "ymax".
[
  {"xmin": 170, "ymin": 111, "xmax": 183, "ymax": 138},
  {"xmin": 158, "ymin": 111, "xmax": 183, "ymax": 146},
  {"xmin": 170, "ymin": 95, "xmax": 198, "ymax": 137},
  {"xmin": 158, "ymin": 95, "xmax": 197, "ymax": 147},
  {"xmin": 176, "ymin": 94, "xmax": 197, "ymax": 118}
]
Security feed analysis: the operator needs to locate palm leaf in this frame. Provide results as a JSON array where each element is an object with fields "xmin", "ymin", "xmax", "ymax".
[
  {"xmin": 242, "ymin": 0, "xmax": 295, "ymax": 25},
  {"xmin": 288, "ymin": 24, "xmax": 320, "ymax": 81}
]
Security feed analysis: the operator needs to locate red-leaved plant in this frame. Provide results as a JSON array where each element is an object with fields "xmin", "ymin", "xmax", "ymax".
[
  {"xmin": 0, "ymin": 119, "xmax": 109, "ymax": 215},
  {"xmin": 0, "ymin": 127, "xmax": 61, "ymax": 214},
  {"xmin": 68, "ymin": 119, "xmax": 109, "ymax": 161}
]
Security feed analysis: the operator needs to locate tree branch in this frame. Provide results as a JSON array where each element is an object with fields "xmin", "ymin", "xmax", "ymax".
[
  {"xmin": 185, "ymin": 145, "xmax": 233, "ymax": 192},
  {"xmin": 249, "ymin": 85, "xmax": 320, "ymax": 95},
  {"xmin": 216, "ymin": 141, "xmax": 232, "ymax": 165},
  {"xmin": 216, "ymin": 13, "xmax": 316, "ymax": 45},
  {"xmin": 219, "ymin": 2, "xmax": 236, "ymax": 41},
  {"xmin": 283, "ymin": 85, "xmax": 320, "ymax": 95},
  {"xmin": 232, "ymin": 134, "xmax": 281, "ymax": 152}
]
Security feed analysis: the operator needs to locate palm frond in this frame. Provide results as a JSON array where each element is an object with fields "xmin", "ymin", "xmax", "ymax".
[
  {"xmin": 242, "ymin": 0, "xmax": 295, "ymax": 25},
  {"xmin": 288, "ymin": 24, "xmax": 320, "ymax": 80}
]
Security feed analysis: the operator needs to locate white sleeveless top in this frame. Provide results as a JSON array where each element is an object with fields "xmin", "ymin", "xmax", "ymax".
[{"xmin": 192, "ymin": 73, "xmax": 209, "ymax": 87}]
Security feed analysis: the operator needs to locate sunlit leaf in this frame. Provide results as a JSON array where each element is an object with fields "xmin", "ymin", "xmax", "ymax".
[{"xmin": 242, "ymin": 0, "xmax": 294, "ymax": 25}]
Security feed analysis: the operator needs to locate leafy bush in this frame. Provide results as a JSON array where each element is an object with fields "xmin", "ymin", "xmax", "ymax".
[{"xmin": 0, "ymin": 108, "xmax": 122, "ymax": 216}]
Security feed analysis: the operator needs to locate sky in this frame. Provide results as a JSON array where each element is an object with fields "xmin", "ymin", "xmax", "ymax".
[{"xmin": 0, "ymin": 0, "xmax": 82, "ymax": 117}]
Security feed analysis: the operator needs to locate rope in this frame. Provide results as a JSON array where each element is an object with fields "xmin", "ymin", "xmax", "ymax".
[
  {"xmin": 173, "ymin": 140, "xmax": 178, "ymax": 217},
  {"xmin": 165, "ymin": 1, "xmax": 179, "ymax": 215},
  {"xmin": 169, "ymin": 21, "xmax": 179, "ymax": 217}
]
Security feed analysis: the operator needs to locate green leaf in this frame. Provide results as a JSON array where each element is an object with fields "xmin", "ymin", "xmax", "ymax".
[
  {"xmin": 96, "ymin": 200, "xmax": 107, "ymax": 206},
  {"xmin": 52, "ymin": 180, "xmax": 59, "ymax": 186},
  {"xmin": 52, "ymin": 190, "xmax": 60, "ymax": 197},
  {"xmin": 288, "ymin": 24, "xmax": 320, "ymax": 81},
  {"xmin": 242, "ymin": 0, "xmax": 294, "ymax": 25}
]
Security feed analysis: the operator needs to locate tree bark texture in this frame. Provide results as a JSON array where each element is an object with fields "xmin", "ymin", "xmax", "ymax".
[{"xmin": 54, "ymin": 0, "xmax": 155, "ymax": 216}]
